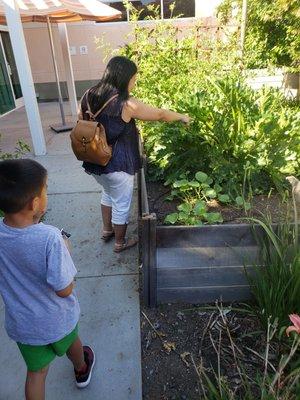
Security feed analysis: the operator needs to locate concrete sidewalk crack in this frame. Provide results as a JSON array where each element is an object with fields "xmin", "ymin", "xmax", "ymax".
[
  {"xmin": 48, "ymin": 190, "xmax": 101, "ymax": 195},
  {"xmin": 76, "ymin": 272, "xmax": 139, "ymax": 279}
]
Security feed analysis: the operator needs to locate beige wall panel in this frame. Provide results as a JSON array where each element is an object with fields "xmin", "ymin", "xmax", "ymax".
[{"xmin": 22, "ymin": 20, "xmax": 199, "ymax": 84}]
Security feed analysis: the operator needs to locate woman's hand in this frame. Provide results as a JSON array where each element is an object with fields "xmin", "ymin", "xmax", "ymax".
[
  {"xmin": 180, "ymin": 114, "xmax": 192, "ymax": 125},
  {"xmin": 124, "ymin": 98, "xmax": 192, "ymax": 125}
]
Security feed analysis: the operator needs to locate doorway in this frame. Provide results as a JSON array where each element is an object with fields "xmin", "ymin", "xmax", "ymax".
[
  {"xmin": 0, "ymin": 38, "xmax": 14, "ymax": 115},
  {"xmin": 0, "ymin": 30, "xmax": 23, "ymax": 115}
]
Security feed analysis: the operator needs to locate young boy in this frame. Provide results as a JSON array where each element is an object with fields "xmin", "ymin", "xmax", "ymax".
[{"xmin": 0, "ymin": 159, "xmax": 95, "ymax": 400}]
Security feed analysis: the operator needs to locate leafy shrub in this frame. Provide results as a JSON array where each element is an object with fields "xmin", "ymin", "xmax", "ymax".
[
  {"xmin": 157, "ymin": 79, "xmax": 300, "ymax": 196},
  {"xmin": 217, "ymin": 0, "xmax": 300, "ymax": 69},
  {"xmin": 164, "ymin": 170, "xmax": 251, "ymax": 225},
  {"xmin": 98, "ymin": 4, "xmax": 300, "ymax": 200}
]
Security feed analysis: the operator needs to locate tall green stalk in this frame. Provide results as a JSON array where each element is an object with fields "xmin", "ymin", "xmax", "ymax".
[{"xmin": 245, "ymin": 205, "xmax": 300, "ymax": 329}]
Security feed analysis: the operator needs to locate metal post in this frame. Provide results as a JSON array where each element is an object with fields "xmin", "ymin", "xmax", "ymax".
[
  {"xmin": 3, "ymin": 0, "xmax": 46, "ymax": 155},
  {"xmin": 58, "ymin": 23, "xmax": 78, "ymax": 117},
  {"xmin": 240, "ymin": 0, "xmax": 248, "ymax": 58},
  {"xmin": 46, "ymin": 16, "xmax": 73, "ymax": 132},
  {"xmin": 160, "ymin": 0, "xmax": 164, "ymax": 19}
]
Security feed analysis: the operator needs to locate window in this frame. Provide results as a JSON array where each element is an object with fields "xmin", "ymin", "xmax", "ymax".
[
  {"xmin": 134, "ymin": 1, "xmax": 161, "ymax": 20},
  {"xmin": 102, "ymin": 0, "xmax": 196, "ymax": 22},
  {"xmin": 163, "ymin": 0, "xmax": 195, "ymax": 19},
  {"xmin": 108, "ymin": 2, "xmax": 128, "ymax": 21}
]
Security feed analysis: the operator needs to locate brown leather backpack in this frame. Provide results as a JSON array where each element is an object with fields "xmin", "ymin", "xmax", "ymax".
[{"xmin": 70, "ymin": 92, "xmax": 118, "ymax": 166}]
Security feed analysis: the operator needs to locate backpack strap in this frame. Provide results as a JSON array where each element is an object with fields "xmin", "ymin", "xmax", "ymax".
[{"xmin": 85, "ymin": 92, "xmax": 119, "ymax": 121}]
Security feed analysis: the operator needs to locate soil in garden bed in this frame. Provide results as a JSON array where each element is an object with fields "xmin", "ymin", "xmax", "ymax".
[
  {"xmin": 147, "ymin": 181, "xmax": 288, "ymax": 225},
  {"xmin": 141, "ymin": 303, "xmax": 272, "ymax": 400}
]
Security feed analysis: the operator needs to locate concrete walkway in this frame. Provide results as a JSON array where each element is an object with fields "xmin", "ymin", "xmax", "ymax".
[{"xmin": 0, "ymin": 104, "xmax": 142, "ymax": 400}]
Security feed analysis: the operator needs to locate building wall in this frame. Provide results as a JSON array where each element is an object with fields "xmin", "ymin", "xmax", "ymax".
[{"xmin": 22, "ymin": 19, "xmax": 206, "ymax": 100}]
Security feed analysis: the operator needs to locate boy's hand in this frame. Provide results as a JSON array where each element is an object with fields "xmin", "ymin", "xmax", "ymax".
[{"xmin": 56, "ymin": 281, "xmax": 74, "ymax": 298}]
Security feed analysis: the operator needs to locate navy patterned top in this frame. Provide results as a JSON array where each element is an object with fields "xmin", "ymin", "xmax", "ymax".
[{"xmin": 81, "ymin": 91, "xmax": 142, "ymax": 176}]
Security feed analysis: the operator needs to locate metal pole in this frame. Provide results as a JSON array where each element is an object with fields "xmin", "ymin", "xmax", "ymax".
[
  {"xmin": 58, "ymin": 23, "xmax": 78, "ymax": 117},
  {"xmin": 46, "ymin": 16, "xmax": 66, "ymax": 126},
  {"xmin": 240, "ymin": 0, "xmax": 248, "ymax": 58},
  {"xmin": 160, "ymin": 0, "xmax": 164, "ymax": 20}
]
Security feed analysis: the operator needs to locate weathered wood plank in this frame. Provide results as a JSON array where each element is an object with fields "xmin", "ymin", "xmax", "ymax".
[
  {"xmin": 157, "ymin": 285, "xmax": 252, "ymax": 304},
  {"xmin": 157, "ymin": 246, "xmax": 259, "ymax": 268},
  {"xmin": 141, "ymin": 216, "xmax": 150, "ymax": 307},
  {"xmin": 157, "ymin": 224, "xmax": 265, "ymax": 248},
  {"xmin": 157, "ymin": 265, "xmax": 257, "ymax": 288},
  {"xmin": 149, "ymin": 214, "xmax": 157, "ymax": 308}
]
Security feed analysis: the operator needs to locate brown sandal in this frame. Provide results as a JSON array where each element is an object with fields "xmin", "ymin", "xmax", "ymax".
[
  {"xmin": 114, "ymin": 238, "xmax": 138, "ymax": 253},
  {"xmin": 101, "ymin": 231, "xmax": 115, "ymax": 242}
]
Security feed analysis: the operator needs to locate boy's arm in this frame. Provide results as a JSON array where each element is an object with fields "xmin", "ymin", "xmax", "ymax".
[
  {"xmin": 56, "ymin": 281, "xmax": 74, "ymax": 298},
  {"xmin": 47, "ymin": 231, "xmax": 77, "ymax": 297}
]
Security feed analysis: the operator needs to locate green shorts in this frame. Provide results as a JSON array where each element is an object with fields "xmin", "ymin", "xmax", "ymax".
[{"xmin": 17, "ymin": 325, "xmax": 78, "ymax": 372}]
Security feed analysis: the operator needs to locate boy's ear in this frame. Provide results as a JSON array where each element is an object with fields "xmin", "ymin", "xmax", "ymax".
[{"xmin": 30, "ymin": 196, "xmax": 40, "ymax": 212}]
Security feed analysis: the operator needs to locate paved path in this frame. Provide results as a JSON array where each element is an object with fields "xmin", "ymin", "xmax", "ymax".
[{"xmin": 0, "ymin": 105, "xmax": 142, "ymax": 400}]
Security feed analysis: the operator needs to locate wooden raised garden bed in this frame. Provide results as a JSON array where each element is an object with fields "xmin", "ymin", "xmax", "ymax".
[{"xmin": 138, "ymin": 168, "xmax": 264, "ymax": 308}]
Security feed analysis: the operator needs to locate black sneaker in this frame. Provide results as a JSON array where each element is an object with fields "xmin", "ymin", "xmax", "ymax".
[{"xmin": 75, "ymin": 345, "xmax": 95, "ymax": 388}]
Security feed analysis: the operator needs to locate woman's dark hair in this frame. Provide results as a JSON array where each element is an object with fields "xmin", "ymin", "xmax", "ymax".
[
  {"xmin": 87, "ymin": 56, "xmax": 138, "ymax": 113},
  {"xmin": 0, "ymin": 159, "xmax": 47, "ymax": 214}
]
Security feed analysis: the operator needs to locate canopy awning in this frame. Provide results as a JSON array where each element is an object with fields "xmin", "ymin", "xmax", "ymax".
[{"xmin": 0, "ymin": 0, "xmax": 122, "ymax": 24}]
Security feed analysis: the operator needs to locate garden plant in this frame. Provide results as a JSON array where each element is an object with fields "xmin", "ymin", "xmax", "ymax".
[
  {"xmin": 98, "ymin": 2, "xmax": 300, "ymax": 226},
  {"xmin": 98, "ymin": 3, "xmax": 300, "ymax": 398}
]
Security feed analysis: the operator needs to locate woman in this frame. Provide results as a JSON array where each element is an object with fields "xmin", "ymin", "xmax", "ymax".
[{"xmin": 79, "ymin": 56, "xmax": 190, "ymax": 253}]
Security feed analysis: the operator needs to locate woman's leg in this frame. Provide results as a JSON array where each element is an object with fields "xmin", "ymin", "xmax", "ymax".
[
  {"xmin": 92, "ymin": 174, "xmax": 114, "ymax": 239},
  {"xmin": 109, "ymin": 173, "xmax": 137, "ymax": 251},
  {"xmin": 25, "ymin": 366, "xmax": 49, "ymax": 400},
  {"xmin": 101, "ymin": 204, "xmax": 113, "ymax": 233}
]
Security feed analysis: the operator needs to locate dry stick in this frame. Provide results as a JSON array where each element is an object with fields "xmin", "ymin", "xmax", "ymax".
[
  {"xmin": 199, "ymin": 312, "xmax": 217, "ymax": 357},
  {"xmin": 190, "ymin": 354, "xmax": 209, "ymax": 400},
  {"xmin": 262, "ymin": 319, "xmax": 271, "ymax": 391},
  {"xmin": 141, "ymin": 311, "xmax": 182, "ymax": 358},
  {"xmin": 209, "ymin": 330, "xmax": 223, "ymax": 397},
  {"xmin": 244, "ymin": 346, "xmax": 276, "ymax": 373},
  {"xmin": 216, "ymin": 303, "xmax": 244, "ymax": 381},
  {"xmin": 141, "ymin": 311, "xmax": 165, "ymax": 345},
  {"xmin": 270, "ymin": 336, "xmax": 300, "ymax": 393}
]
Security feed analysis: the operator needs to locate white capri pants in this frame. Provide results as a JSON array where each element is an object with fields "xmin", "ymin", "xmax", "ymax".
[{"xmin": 93, "ymin": 172, "xmax": 135, "ymax": 225}]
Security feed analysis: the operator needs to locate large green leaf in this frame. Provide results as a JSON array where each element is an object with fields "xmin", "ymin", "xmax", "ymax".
[
  {"xmin": 173, "ymin": 179, "xmax": 189, "ymax": 188},
  {"xmin": 194, "ymin": 200, "xmax": 207, "ymax": 216},
  {"xmin": 204, "ymin": 212, "xmax": 223, "ymax": 224},
  {"xmin": 205, "ymin": 188, "xmax": 217, "ymax": 199},
  {"xmin": 177, "ymin": 203, "xmax": 192, "ymax": 213},
  {"xmin": 218, "ymin": 194, "xmax": 230, "ymax": 203},
  {"xmin": 195, "ymin": 171, "xmax": 208, "ymax": 183},
  {"xmin": 164, "ymin": 213, "xmax": 178, "ymax": 224}
]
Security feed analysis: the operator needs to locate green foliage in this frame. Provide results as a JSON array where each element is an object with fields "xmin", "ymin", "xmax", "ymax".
[
  {"xmin": 164, "ymin": 171, "xmax": 253, "ymax": 225},
  {"xmin": 97, "ymin": 3, "xmax": 300, "ymax": 226},
  {"xmin": 0, "ymin": 135, "xmax": 30, "ymax": 161},
  {"xmin": 217, "ymin": 0, "xmax": 300, "ymax": 69},
  {"xmin": 245, "ymin": 208, "xmax": 300, "ymax": 330},
  {"xmin": 105, "ymin": 10, "xmax": 300, "ymax": 198},
  {"xmin": 147, "ymin": 78, "xmax": 300, "ymax": 196},
  {"xmin": 193, "ymin": 304, "xmax": 300, "ymax": 399}
]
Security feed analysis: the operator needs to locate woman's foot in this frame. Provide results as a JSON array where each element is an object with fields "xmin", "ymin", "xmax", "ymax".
[
  {"xmin": 114, "ymin": 238, "xmax": 138, "ymax": 253},
  {"xmin": 101, "ymin": 230, "xmax": 115, "ymax": 242}
]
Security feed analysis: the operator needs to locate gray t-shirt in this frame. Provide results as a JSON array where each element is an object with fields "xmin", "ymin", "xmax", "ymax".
[{"xmin": 0, "ymin": 220, "xmax": 80, "ymax": 345}]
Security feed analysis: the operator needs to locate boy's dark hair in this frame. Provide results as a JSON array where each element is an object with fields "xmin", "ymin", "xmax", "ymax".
[{"xmin": 0, "ymin": 159, "xmax": 47, "ymax": 213}]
